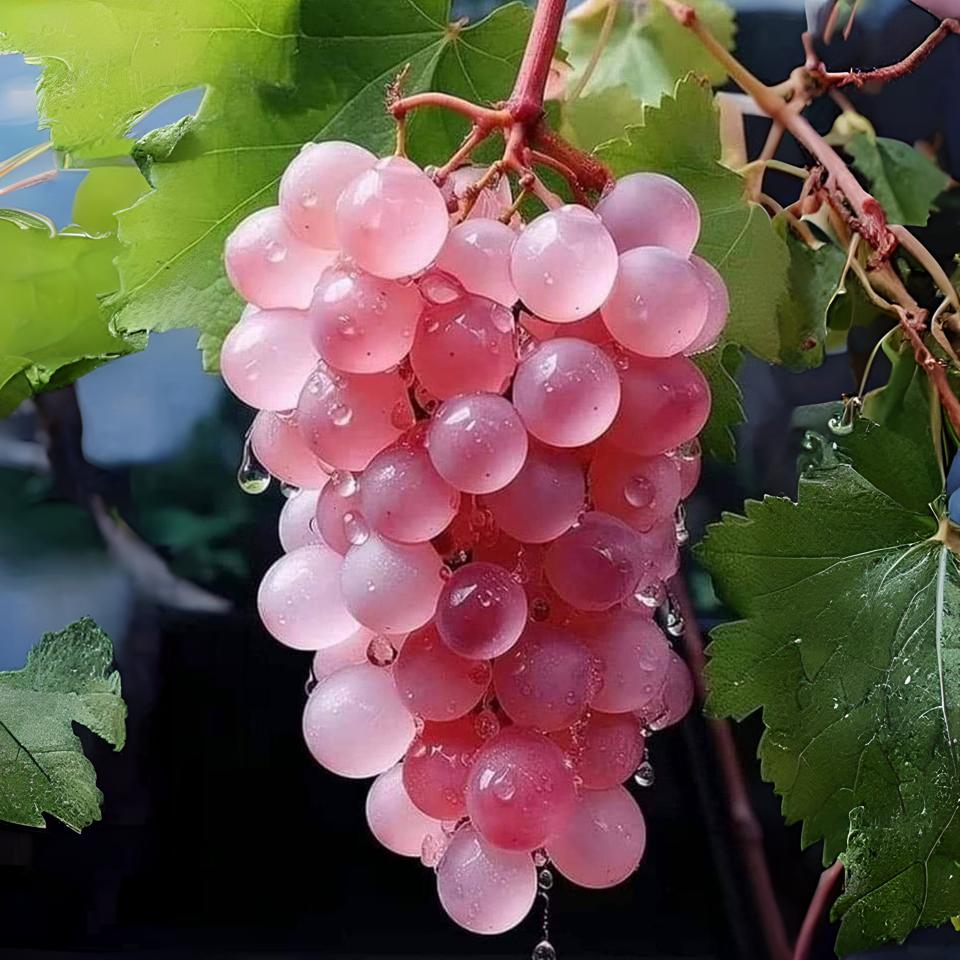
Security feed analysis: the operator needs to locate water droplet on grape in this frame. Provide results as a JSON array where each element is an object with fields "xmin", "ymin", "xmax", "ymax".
[
  {"xmin": 343, "ymin": 510, "xmax": 370, "ymax": 546},
  {"xmin": 366, "ymin": 635, "xmax": 397, "ymax": 667},
  {"xmin": 330, "ymin": 403, "xmax": 353, "ymax": 427},
  {"xmin": 532, "ymin": 940, "xmax": 557, "ymax": 960},
  {"xmin": 237, "ymin": 433, "xmax": 271, "ymax": 494},
  {"xmin": 634, "ymin": 760, "xmax": 655, "ymax": 787},
  {"xmin": 538, "ymin": 868, "xmax": 554, "ymax": 891},
  {"xmin": 623, "ymin": 475, "xmax": 654, "ymax": 508},
  {"xmin": 264, "ymin": 239, "xmax": 287, "ymax": 263}
]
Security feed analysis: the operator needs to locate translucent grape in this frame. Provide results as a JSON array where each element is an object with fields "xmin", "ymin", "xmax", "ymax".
[
  {"xmin": 674, "ymin": 439, "xmax": 702, "ymax": 499},
  {"xmin": 436, "ymin": 824, "xmax": 537, "ymax": 934},
  {"xmin": 257, "ymin": 543, "xmax": 359, "ymax": 650},
  {"xmin": 224, "ymin": 205, "xmax": 334, "ymax": 309},
  {"xmin": 444, "ymin": 165, "xmax": 513, "ymax": 221},
  {"xmin": 278, "ymin": 486, "xmax": 325, "ymax": 552},
  {"xmin": 410, "ymin": 296, "xmax": 516, "ymax": 400},
  {"xmin": 545, "ymin": 786, "xmax": 646, "ymax": 888},
  {"xmin": 311, "ymin": 626, "xmax": 375, "ymax": 681},
  {"xmin": 335, "ymin": 156, "xmax": 449, "ymax": 279},
  {"xmin": 279, "ymin": 140, "xmax": 376, "ymax": 248},
  {"xmin": 513, "ymin": 338, "xmax": 620, "ymax": 447},
  {"xmin": 366, "ymin": 763, "xmax": 443, "ymax": 857},
  {"xmin": 403, "ymin": 716, "xmax": 485, "ymax": 819},
  {"xmin": 315, "ymin": 479, "xmax": 363, "ymax": 555},
  {"xmin": 520, "ymin": 309, "xmax": 610, "ymax": 345},
  {"xmin": 684, "ymin": 255, "xmax": 730, "ymax": 355},
  {"xmin": 465, "ymin": 727, "xmax": 577, "ymax": 851},
  {"xmin": 601, "ymin": 246, "xmax": 708, "ymax": 357},
  {"xmin": 392, "ymin": 623, "xmax": 491, "ymax": 720},
  {"xmin": 638, "ymin": 652, "xmax": 695, "ymax": 730},
  {"xmin": 492, "ymin": 621, "xmax": 600, "ymax": 732},
  {"xmin": 433, "ymin": 219, "xmax": 518, "ymax": 307},
  {"xmin": 427, "ymin": 393, "xmax": 528, "ymax": 494},
  {"xmin": 588, "ymin": 450, "xmax": 682, "ymax": 531},
  {"xmin": 340, "ymin": 534, "xmax": 443, "ymax": 634},
  {"xmin": 297, "ymin": 362, "xmax": 414, "ymax": 471},
  {"xmin": 605, "ymin": 354, "xmax": 711, "ymax": 456},
  {"xmin": 435, "ymin": 561, "xmax": 528, "ymax": 660},
  {"xmin": 595, "ymin": 172, "xmax": 700, "ymax": 256},
  {"xmin": 302, "ymin": 663, "xmax": 415, "ymax": 778},
  {"xmin": 250, "ymin": 411, "xmax": 330, "ymax": 488},
  {"xmin": 552, "ymin": 711, "xmax": 646, "ymax": 790},
  {"xmin": 510, "ymin": 205, "xmax": 619, "ymax": 322}
]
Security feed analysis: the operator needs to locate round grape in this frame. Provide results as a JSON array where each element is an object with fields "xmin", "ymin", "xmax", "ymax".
[
  {"xmin": 315, "ymin": 477, "xmax": 363, "ymax": 555},
  {"xmin": 434, "ymin": 219, "xmax": 518, "ymax": 307},
  {"xmin": 552, "ymin": 711, "xmax": 646, "ymax": 790},
  {"xmin": 250, "ymin": 410, "xmax": 330, "ymax": 488},
  {"xmin": 311, "ymin": 626, "xmax": 375, "ymax": 681},
  {"xmin": 638, "ymin": 652, "xmax": 695, "ymax": 730},
  {"xmin": 684, "ymin": 255, "xmax": 730, "ymax": 355},
  {"xmin": 278, "ymin": 486, "xmax": 325, "ymax": 552},
  {"xmin": 588, "ymin": 449, "xmax": 682, "ymax": 531},
  {"xmin": 366, "ymin": 763, "xmax": 443, "ymax": 857}
]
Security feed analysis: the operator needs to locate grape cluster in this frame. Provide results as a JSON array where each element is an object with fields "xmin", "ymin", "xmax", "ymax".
[{"xmin": 221, "ymin": 140, "xmax": 726, "ymax": 936}]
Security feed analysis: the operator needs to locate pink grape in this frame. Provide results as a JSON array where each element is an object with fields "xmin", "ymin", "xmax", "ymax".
[
  {"xmin": 552, "ymin": 712, "xmax": 646, "ymax": 790},
  {"xmin": 335, "ymin": 156, "xmax": 449, "ymax": 279},
  {"xmin": 492, "ymin": 622, "xmax": 601, "ymax": 732},
  {"xmin": 224, "ymin": 205, "xmax": 333, "ymax": 309},
  {"xmin": 546, "ymin": 786, "xmax": 646, "ymax": 888},
  {"xmin": 315, "ymin": 478, "xmax": 363, "ymax": 555},
  {"xmin": 443, "ymin": 165, "xmax": 513, "ymax": 221},
  {"xmin": 584, "ymin": 610, "xmax": 673, "ymax": 713},
  {"xmin": 684, "ymin": 255, "xmax": 729, "ymax": 354},
  {"xmin": 309, "ymin": 264, "xmax": 422, "ymax": 374},
  {"xmin": 595, "ymin": 172, "xmax": 700, "ymax": 256},
  {"xmin": 340, "ymin": 535, "xmax": 443, "ymax": 634},
  {"xmin": 434, "ymin": 219, "xmax": 518, "ymax": 306},
  {"xmin": 297, "ymin": 362, "xmax": 414, "ymax": 471},
  {"xmin": 366, "ymin": 763, "xmax": 443, "ymax": 857},
  {"xmin": 311, "ymin": 626, "xmax": 375, "ymax": 681},
  {"xmin": 435, "ymin": 561, "xmax": 528, "ymax": 660},
  {"xmin": 520, "ymin": 309, "xmax": 610, "ymax": 345},
  {"xmin": 513, "ymin": 338, "xmax": 620, "ymax": 447},
  {"xmin": 588, "ymin": 450, "xmax": 682, "ymax": 531},
  {"xmin": 411, "ymin": 296, "xmax": 516, "ymax": 400},
  {"xmin": 250, "ymin": 410, "xmax": 330, "ymax": 488},
  {"xmin": 465, "ymin": 727, "xmax": 576, "ymax": 851},
  {"xmin": 302, "ymin": 663, "xmax": 415, "ymax": 778},
  {"xmin": 605, "ymin": 354, "xmax": 711, "ymax": 456},
  {"xmin": 674, "ymin": 439, "xmax": 702, "ymax": 498},
  {"xmin": 278, "ymin": 487, "xmax": 325, "ymax": 552},
  {"xmin": 279, "ymin": 140, "xmax": 376, "ymax": 248},
  {"xmin": 427, "ymin": 394, "xmax": 528, "ymax": 494},
  {"xmin": 403, "ymin": 716, "xmax": 485, "ymax": 819},
  {"xmin": 392, "ymin": 624, "xmax": 491, "ymax": 720},
  {"xmin": 257, "ymin": 544, "xmax": 359, "ymax": 650},
  {"xmin": 483, "ymin": 442, "xmax": 585, "ymax": 543},
  {"xmin": 436, "ymin": 824, "xmax": 537, "ymax": 934},
  {"xmin": 360, "ymin": 426, "xmax": 460, "ymax": 543},
  {"xmin": 510, "ymin": 204, "xmax": 618, "ymax": 322},
  {"xmin": 638, "ymin": 652, "xmax": 695, "ymax": 730},
  {"xmin": 601, "ymin": 247, "xmax": 708, "ymax": 357}
]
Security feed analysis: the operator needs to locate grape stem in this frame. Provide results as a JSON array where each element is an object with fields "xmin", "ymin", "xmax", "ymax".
[{"xmin": 791, "ymin": 862, "xmax": 844, "ymax": 960}]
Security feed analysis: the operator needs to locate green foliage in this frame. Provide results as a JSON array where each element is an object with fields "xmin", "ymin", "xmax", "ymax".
[
  {"xmin": 692, "ymin": 341, "xmax": 743, "ymax": 463},
  {"xmin": 0, "ymin": 618, "xmax": 125, "ymax": 832}
]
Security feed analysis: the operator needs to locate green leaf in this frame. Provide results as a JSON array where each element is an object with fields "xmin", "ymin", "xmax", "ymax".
[
  {"xmin": 0, "ymin": 618, "xmax": 125, "ymax": 832},
  {"xmin": 692, "ymin": 339, "xmax": 743, "ymax": 462},
  {"xmin": 847, "ymin": 134, "xmax": 949, "ymax": 227},
  {"xmin": 558, "ymin": 85, "xmax": 644, "ymax": 153}
]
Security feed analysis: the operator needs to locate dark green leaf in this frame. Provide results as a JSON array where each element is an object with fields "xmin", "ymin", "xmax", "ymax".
[{"xmin": 693, "ymin": 340, "xmax": 743, "ymax": 462}]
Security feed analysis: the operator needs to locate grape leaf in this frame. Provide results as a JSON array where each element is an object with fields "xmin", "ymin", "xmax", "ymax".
[
  {"xmin": 0, "ymin": 618, "xmax": 125, "ymax": 832},
  {"xmin": 692, "ymin": 340, "xmax": 743, "ymax": 462}
]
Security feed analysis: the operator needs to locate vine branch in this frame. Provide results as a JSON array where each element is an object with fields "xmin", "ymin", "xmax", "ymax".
[{"xmin": 792, "ymin": 862, "xmax": 844, "ymax": 960}]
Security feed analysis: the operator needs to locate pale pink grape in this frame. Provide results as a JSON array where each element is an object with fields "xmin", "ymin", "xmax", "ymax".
[
  {"xmin": 546, "ymin": 786, "xmax": 646, "ymax": 888},
  {"xmin": 520, "ymin": 309, "xmax": 610, "ymax": 345},
  {"xmin": 588, "ymin": 450, "xmax": 682, "ymax": 531},
  {"xmin": 250, "ymin": 411, "xmax": 330, "ymax": 488},
  {"xmin": 552, "ymin": 712, "xmax": 646, "ymax": 790},
  {"xmin": 513, "ymin": 338, "xmax": 620, "ymax": 447},
  {"xmin": 510, "ymin": 204, "xmax": 618, "ymax": 322},
  {"xmin": 335, "ymin": 156, "xmax": 448, "ymax": 279},
  {"xmin": 403, "ymin": 716, "xmax": 484, "ymax": 819},
  {"xmin": 465, "ymin": 727, "xmax": 577, "ymax": 851},
  {"xmin": 638, "ymin": 652, "xmax": 695, "ymax": 730},
  {"xmin": 279, "ymin": 140, "xmax": 376, "ymax": 248},
  {"xmin": 684, "ymin": 255, "xmax": 730, "ymax": 354},
  {"xmin": 315, "ymin": 479, "xmax": 363, "ymax": 555},
  {"xmin": 427, "ymin": 393, "xmax": 528, "ymax": 494},
  {"xmin": 311, "ymin": 626, "xmax": 375, "ymax": 681},
  {"xmin": 434, "ymin": 219, "xmax": 518, "ymax": 307},
  {"xmin": 366, "ymin": 763, "xmax": 443, "ymax": 857},
  {"xmin": 595, "ymin": 172, "xmax": 700, "ymax": 256},
  {"xmin": 436, "ymin": 825, "xmax": 537, "ymax": 934},
  {"xmin": 278, "ymin": 487, "xmax": 325, "ymax": 552},
  {"xmin": 302, "ymin": 663, "xmax": 415, "ymax": 778},
  {"xmin": 444, "ymin": 165, "xmax": 513, "ymax": 221}
]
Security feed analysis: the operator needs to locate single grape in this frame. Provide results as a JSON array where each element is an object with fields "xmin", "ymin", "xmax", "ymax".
[
  {"xmin": 512, "ymin": 338, "xmax": 620, "ymax": 447},
  {"xmin": 683, "ymin": 256, "xmax": 729, "ymax": 355},
  {"xmin": 552, "ymin": 711, "xmax": 646, "ymax": 790},
  {"xmin": 311, "ymin": 626, "xmax": 375, "ymax": 681},
  {"xmin": 366, "ymin": 763, "xmax": 444, "ymax": 857},
  {"xmin": 673, "ymin": 439, "xmax": 702, "ymax": 498},
  {"xmin": 510, "ymin": 205, "xmax": 619, "ymax": 322},
  {"xmin": 638, "ymin": 652, "xmax": 695, "ymax": 730},
  {"xmin": 278, "ymin": 486, "xmax": 325, "ymax": 552},
  {"xmin": 315, "ymin": 478, "xmax": 363, "ymax": 555},
  {"xmin": 588, "ymin": 449, "xmax": 682, "ymax": 531},
  {"xmin": 433, "ymin": 219, "xmax": 518, "ymax": 307},
  {"xmin": 403, "ymin": 716, "xmax": 485, "ymax": 819},
  {"xmin": 443, "ymin": 165, "xmax": 514, "ymax": 221},
  {"xmin": 335, "ymin": 156, "xmax": 449, "ymax": 279},
  {"xmin": 595, "ymin": 172, "xmax": 700, "ymax": 256},
  {"xmin": 279, "ymin": 140, "xmax": 376, "ymax": 248},
  {"xmin": 250, "ymin": 410, "xmax": 330, "ymax": 488}
]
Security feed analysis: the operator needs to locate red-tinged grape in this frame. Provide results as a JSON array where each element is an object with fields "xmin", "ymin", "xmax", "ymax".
[
  {"xmin": 403, "ymin": 716, "xmax": 484, "ymax": 819},
  {"xmin": 520, "ymin": 309, "xmax": 610, "ymax": 345},
  {"xmin": 605, "ymin": 354, "xmax": 711, "ymax": 456},
  {"xmin": 510, "ymin": 204, "xmax": 618, "ymax": 322},
  {"xmin": 250, "ymin": 410, "xmax": 330, "ymax": 488},
  {"xmin": 552, "ymin": 712, "xmax": 646, "ymax": 790},
  {"xmin": 393, "ymin": 624, "xmax": 491, "ymax": 720},
  {"xmin": 588, "ymin": 449, "xmax": 682, "ymax": 531},
  {"xmin": 224, "ymin": 205, "xmax": 334, "ymax": 309},
  {"xmin": 411, "ymin": 296, "xmax": 516, "ymax": 400},
  {"xmin": 366, "ymin": 763, "xmax": 443, "ymax": 857},
  {"xmin": 297, "ymin": 362, "xmax": 414, "ymax": 471},
  {"xmin": 584, "ymin": 610, "xmax": 673, "ymax": 713},
  {"xmin": 315, "ymin": 478, "xmax": 363, "ymax": 555},
  {"xmin": 309, "ymin": 263, "xmax": 422, "ymax": 374},
  {"xmin": 257, "ymin": 544, "xmax": 360, "ymax": 650},
  {"xmin": 335, "ymin": 156, "xmax": 448, "ymax": 279},
  {"xmin": 673, "ymin": 439, "xmax": 702, "ymax": 498},
  {"xmin": 436, "ymin": 824, "xmax": 537, "ymax": 934},
  {"xmin": 443, "ymin": 165, "xmax": 513, "ymax": 221},
  {"xmin": 311, "ymin": 626, "xmax": 375, "ymax": 681},
  {"xmin": 427, "ymin": 393, "xmax": 528, "ymax": 494},
  {"xmin": 465, "ymin": 727, "xmax": 576, "ymax": 851},
  {"xmin": 545, "ymin": 786, "xmax": 646, "ymax": 888},
  {"xmin": 684, "ymin": 255, "xmax": 729, "ymax": 354},
  {"xmin": 513, "ymin": 338, "xmax": 620, "ymax": 447},
  {"xmin": 434, "ymin": 219, "xmax": 518, "ymax": 307},
  {"xmin": 435, "ymin": 561, "xmax": 528, "ymax": 660},
  {"xmin": 279, "ymin": 141, "xmax": 376, "ymax": 248},
  {"xmin": 638, "ymin": 652, "xmax": 694, "ymax": 730},
  {"xmin": 361, "ymin": 426, "xmax": 460, "ymax": 543},
  {"xmin": 279, "ymin": 487, "xmax": 325, "ymax": 552},
  {"xmin": 303, "ymin": 663, "xmax": 415, "ymax": 778},
  {"xmin": 340, "ymin": 534, "xmax": 444, "ymax": 634},
  {"xmin": 595, "ymin": 172, "xmax": 700, "ymax": 256},
  {"xmin": 601, "ymin": 246, "xmax": 708, "ymax": 357},
  {"xmin": 483, "ymin": 442, "xmax": 585, "ymax": 544},
  {"xmin": 492, "ymin": 621, "xmax": 601, "ymax": 731}
]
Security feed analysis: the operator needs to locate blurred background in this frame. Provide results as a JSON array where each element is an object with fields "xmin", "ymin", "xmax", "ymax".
[{"xmin": 0, "ymin": 0, "xmax": 958, "ymax": 957}]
